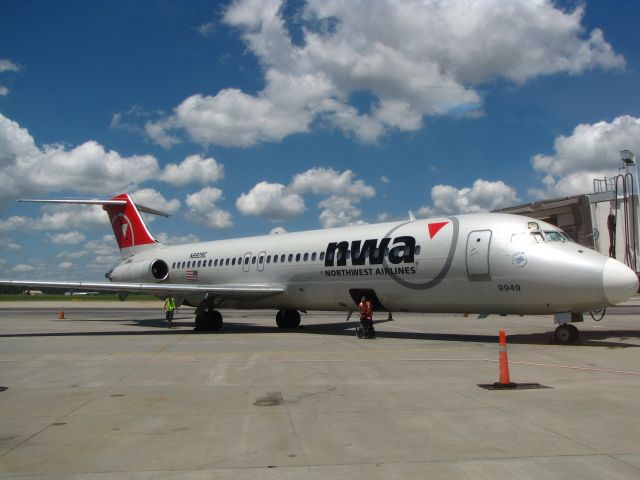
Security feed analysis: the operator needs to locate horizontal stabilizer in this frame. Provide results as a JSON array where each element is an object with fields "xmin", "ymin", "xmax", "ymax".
[{"xmin": 18, "ymin": 198, "xmax": 169, "ymax": 217}]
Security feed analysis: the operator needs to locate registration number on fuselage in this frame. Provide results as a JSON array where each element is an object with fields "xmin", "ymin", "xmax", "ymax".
[{"xmin": 498, "ymin": 284, "xmax": 521, "ymax": 292}]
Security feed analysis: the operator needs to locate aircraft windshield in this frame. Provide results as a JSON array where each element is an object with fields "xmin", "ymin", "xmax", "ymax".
[{"xmin": 511, "ymin": 230, "xmax": 571, "ymax": 244}]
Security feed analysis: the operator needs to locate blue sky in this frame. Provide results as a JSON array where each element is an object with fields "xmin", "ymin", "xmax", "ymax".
[{"xmin": 1, "ymin": 0, "xmax": 640, "ymax": 281}]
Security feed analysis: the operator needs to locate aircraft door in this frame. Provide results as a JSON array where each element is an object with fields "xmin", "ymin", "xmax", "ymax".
[
  {"xmin": 243, "ymin": 253, "xmax": 251, "ymax": 272},
  {"xmin": 466, "ymin": 230, "xmax": 492, "ymax": 276},
  {"xmin": 257, "ymin": 251, "xmax": 266, "ymax": 272}
]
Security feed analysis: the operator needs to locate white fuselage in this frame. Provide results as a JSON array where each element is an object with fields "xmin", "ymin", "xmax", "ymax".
[{"xmin": 109, "ymin": 213, "xmax": 636, "ymax": 315}]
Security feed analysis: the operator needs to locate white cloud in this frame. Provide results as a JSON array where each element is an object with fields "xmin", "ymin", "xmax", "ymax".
[
  {"xmin": 47, "ymin": 231, "xmax": 86, "ymax": 245},
  {"xmin": 132, "ymin": 188, "xmax": 181, "ymax": 214},
  {"xmin": 269, "ymin": 226, "xmax": 287, "ymax": 235},
  {"xmin": 145, "ymin": 0, "xmax": 623, "ymax": 147},
  {"xmin": 12, "ymin": 264, "xmax": 35, "ymax": 273},
  {"xmin": 0, "ymin": 86, "xmax": 8, "ymax": 96},
  {"xmin": 418, "ymin": 179, "xmax": 519, "ymax": 216},
  {"xmin": 185, "ymin": 187, "xmax": 233, "ymax": 229},
  {"xmin": 196, "ymin": 21, "xmax": 215, "ymax": 37},
  {"xmin": 155, "ymin": 232, "xmax": 201, "ymax": 245},
  {"xmin": 289, "ymin": 167, "xmax": 375, "ymax": 227},
  {"xmin": 59, "ymin": 261, "xmax": 74, "ymax": 269},
  {"xmin": 0, "ymin": 113, "xmax": 160, "ymax": 209},
  {"xmin": 236, "ymin": 181, "xmax": 305, "ymax": 220},
  {"xmin": 290, "ymin": 167, "xmax": 375, "ymax": 198},
  {"xmin": 318, "ymin": 195, "xmax": 367, "ymax": 228},
  {"xmin": 0, "ymin": 236, "xmax": 20, "ymax": 250},
  {"xmin": 0, "ymin": 59, "xmax": 20, "ymax": 73},
  {"xmin": 531, "ymin": 116, "xmax": 640, "ymax": 196},
  {"xmin": 159, "ymin": 154, "xmax": 224, "ymax": 186}
]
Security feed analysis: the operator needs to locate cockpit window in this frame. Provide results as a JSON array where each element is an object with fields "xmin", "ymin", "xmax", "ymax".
[
  {"xmin": 512, "ymin": 230, "xmax": 571, "ymax": 244},
  {"xmin": 543, "ymin": 231, "xmax": 567, "ymax": 242}
]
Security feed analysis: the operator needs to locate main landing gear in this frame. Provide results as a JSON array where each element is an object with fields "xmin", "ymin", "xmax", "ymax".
[
  {"xmin": 194, "ymin": 308, "xmax": 223, "ymax": 331},
  {"xmin": 276, "ymin": 309, "xmax": 301, "ymax": 329},
  {"xmin": 193, "ymin": 307, "xmax": 302, "ymax": 332}
]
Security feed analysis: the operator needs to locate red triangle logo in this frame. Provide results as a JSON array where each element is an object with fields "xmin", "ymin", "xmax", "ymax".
[{"xmin": 428, "ymin": 221, "xmax": 449, "ymax": 239}]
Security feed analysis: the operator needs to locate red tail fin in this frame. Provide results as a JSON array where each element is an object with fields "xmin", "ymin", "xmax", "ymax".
[{"xmin": 103, "ymin": 194, "xmax": 158, "ymax": 256}]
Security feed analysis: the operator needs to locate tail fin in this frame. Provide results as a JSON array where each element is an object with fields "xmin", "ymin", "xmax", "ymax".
[
  {"xmin": 18, "ymin": 193, "xmax": 169, "ymax": 258},
  {"xmin": 103, "ymin": 193, "xmax": 161, "ymax": 257}
]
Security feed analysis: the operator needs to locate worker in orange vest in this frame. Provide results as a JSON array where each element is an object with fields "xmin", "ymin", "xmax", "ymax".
[{"xmin": 358, "ymin": 296, "xmax": 375, "ymax": 338}]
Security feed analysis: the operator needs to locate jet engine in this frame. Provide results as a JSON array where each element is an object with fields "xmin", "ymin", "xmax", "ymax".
[{"xmin": 108, "ymin": 259, "xmax": 169, "ymax": 283}]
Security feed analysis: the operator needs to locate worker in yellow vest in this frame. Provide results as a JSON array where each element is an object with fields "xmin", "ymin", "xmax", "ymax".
[{"xmin": 163, "ymin": 296, "xmax": 176, "ymax": 328}]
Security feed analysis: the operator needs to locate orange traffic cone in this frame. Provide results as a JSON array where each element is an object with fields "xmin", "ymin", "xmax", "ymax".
[
  {"xmin": 498, "ymin": 329, "xmax": 510, "ymax": 384},
  {"xmin": 59, "ymin": 307, "xmax": 65, "ymax": 319}
]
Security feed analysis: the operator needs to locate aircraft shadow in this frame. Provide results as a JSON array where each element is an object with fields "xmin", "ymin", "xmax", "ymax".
[{"xmin": 2, "ymin": 316, "xmax": 638, "ymax": 348}]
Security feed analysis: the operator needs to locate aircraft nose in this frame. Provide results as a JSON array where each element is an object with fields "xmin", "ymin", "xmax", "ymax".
[{"xmin": 602, "ymin": 258, "xmax": 639, "ymax": 305}]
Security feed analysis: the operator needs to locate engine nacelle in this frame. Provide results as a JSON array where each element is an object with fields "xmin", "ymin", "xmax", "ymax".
[{"xmin": 108, "ymin": 259, "xmax": 169, "ymax": 283}]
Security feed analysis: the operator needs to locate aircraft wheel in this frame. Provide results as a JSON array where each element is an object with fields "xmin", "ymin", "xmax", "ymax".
[
  {"xmin": 554, "ymin": 324, "xmax": 576, "ymax": 344},
  {"xmin": 567, "ymin": 323, "xmax": 579, "ymax": 342},
  {"xmin": 195, "ymin": 309, "xmax": 223, "ymax": 331},
  {"xmin": 276, "ymin": 309, "xmax": 300, "ymax": 328},
  {"xmin": 206, "ymin": 310, "xmax": 223, "ymax": 331}
]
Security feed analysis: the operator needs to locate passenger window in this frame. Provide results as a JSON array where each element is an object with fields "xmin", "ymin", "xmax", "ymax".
[
  {"xmin": 252, "ymin": 256, "xmax": 256, "ymax": 264},
  {"xmin": 259, "ymin": 256, "xmax": 264, "ymax": 264},
  {"xmin": 311, "ymin": 252, "xmax": 316, "ymax": 261},
  {"xmin": 214, "ymin": 259, "xmax": 218, "ymax": 267},
  {"xmin": 187, "ymin": 261, "xmax": 191, "ymax": 268},
  {"xmin": 288, "ymin": 254, "xmax": 293, "ymax": 262},
  {"xmin": 245, "ymin": 257, "xmax": 249, "ymax": 265},
  {"xmin": 208, "ymin": 260, "xmax": 212, "ymax": 267},
  {"xmin": 303, "ymin": 253, "xmax": 308, "ymax": 261},
  {"xmin": 181, "ymin": 262, "xmax": 186, "ymax": 268},
  {"xmin": 296, "ymin": 253, "xmax": 301, "ymax": 262},
  {"xmin": 415, "ymin": 245, "xmax": 421, "ymax": 255},
  {"xmin": 224, "ymin": 258, "xmax": 229, "ymax": 266},
  {"xmin": 281, "ymin": 254, "xmax": 286, "ymax": 263},
  {"xmin": 273, "ymin": 255, "xmax": 278, "ymax": 263},
  {"xmin": 197, "ymin": 260, "xmax": 201, "ymax": 267},
  {"xmin": 266, "ymin": 255, "xmax": 271, "ymax": 263},
  {"xmin": 232, "ymin": 258, "xmax": 236, "ymax": 266},
  {"xmin": 319, "ymin": 252, "xmax": 325, "ymax": 261},
  {"xmin": 172, "ymin": 262, "xmax": 175, "ymax": 269}
]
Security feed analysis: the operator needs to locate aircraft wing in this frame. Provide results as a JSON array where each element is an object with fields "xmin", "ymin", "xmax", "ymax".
[{"xmin": 0, "ymin": 280, "xmax": 284, "ymax": 299}]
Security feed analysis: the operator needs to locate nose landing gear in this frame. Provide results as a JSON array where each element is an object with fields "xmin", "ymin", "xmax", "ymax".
[
  {"xmin": 553, "ymin": 312, "xmax": 582, "ymax": 344},
  {"xmin": 554, "ymin": 323, "xmax": 579, "ymax": 344}
]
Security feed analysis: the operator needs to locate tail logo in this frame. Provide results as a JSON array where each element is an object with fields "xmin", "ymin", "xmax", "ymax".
[{"xmin": 111, "ymin": 213, "xmax": 135, "ymax": 248}]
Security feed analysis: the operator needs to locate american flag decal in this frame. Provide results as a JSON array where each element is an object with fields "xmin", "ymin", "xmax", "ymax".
[{"xmin": 186, "ymin": 270, "xmax": 199, "ymax": 282}]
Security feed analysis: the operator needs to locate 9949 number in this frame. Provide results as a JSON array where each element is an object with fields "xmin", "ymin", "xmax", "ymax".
[{"xmin": 498, "ymin": 284, "xmax": 521, "ymax": 292}]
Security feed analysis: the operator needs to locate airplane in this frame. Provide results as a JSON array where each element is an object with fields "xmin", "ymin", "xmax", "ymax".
[{"xmin": 1, "ymin": 192, "xmax": 638, "ymax": 344}]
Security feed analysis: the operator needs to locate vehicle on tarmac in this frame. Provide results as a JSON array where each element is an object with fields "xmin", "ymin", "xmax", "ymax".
[{"xmin": 1, "ymin": 193, "xmax": 637, "ymax": 343}]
